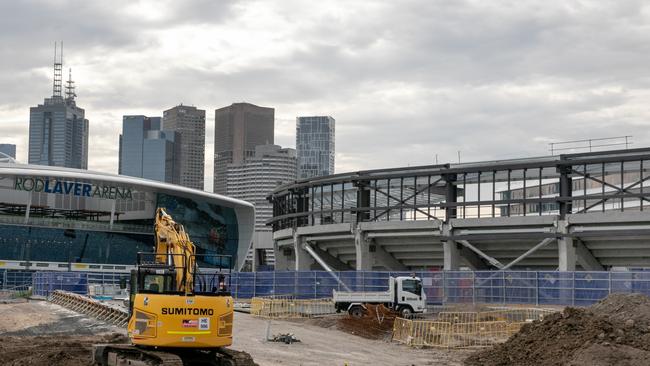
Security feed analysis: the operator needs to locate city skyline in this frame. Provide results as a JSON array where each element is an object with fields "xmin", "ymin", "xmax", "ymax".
[{"xmin": 3, "ymin": 2, "xmax": 650, "ymax": 192}]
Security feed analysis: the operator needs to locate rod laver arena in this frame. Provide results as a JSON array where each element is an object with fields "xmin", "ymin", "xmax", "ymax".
[
  {"xmin": 0, "ymin": 162, "xmax": 254, "ymax": 272},
  {"xmin": 14, "ymin": 177, "xmax": 134, "ymax": 200}
]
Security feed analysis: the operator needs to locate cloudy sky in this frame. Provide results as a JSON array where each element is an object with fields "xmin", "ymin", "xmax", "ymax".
[{"xmin": 1, "ymin": 0, "xmax": 650, "ymax": 190}]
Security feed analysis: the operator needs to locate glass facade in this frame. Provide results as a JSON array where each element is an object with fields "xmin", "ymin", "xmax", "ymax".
[
  {"xmin": 119, "ymin": 115, "xmax": 180, "ymax": 184},
  {"xmin": 28, "ymin": 97, "xmax": 89, "ymax": 169},
  {"xmin": 0, "ymin": 172, "xmax": 242, "ymax": 268},
  {"xmin": 296, "ymin": 116, "xmax": 335, "ymax": 179}
]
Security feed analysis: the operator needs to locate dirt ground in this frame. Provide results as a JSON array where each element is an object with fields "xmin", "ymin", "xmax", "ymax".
[
  {"xmin": 234, "ymin": 314, "xmax": 471, "ymax": 366},
  {"xmin": 0, "ymin": 300, "xmax": 471, "ymax": 366},
  {"xmin": 465, "ymin": 293, "xmax": 650, "ymax": 366}
]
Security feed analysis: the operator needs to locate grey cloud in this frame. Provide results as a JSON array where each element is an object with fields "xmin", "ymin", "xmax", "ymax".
[{"xmin": 2, "ymin": 0, "xmax": 650, "ymax": 188}]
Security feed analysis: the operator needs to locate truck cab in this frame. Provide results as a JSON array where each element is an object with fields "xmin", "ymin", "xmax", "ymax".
[{"xmin": 395, "ymin": 276, "xmax": 426, "ymax": 316}]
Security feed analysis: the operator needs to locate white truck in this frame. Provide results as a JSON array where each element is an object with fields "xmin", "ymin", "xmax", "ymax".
[{"xmin": 332, "ymin": 276, "xmax": 427, "ymax": 318}]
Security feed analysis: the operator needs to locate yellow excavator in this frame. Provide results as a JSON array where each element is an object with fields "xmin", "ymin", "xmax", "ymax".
[{"xmin": 93, "ymin": 208, "xmax": 256, "ymax": 366}]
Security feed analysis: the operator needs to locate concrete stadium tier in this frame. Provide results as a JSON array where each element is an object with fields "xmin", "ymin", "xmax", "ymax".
[{"xmin": 268, "ymin": 148, "xmax": 650, "ymax": 271}]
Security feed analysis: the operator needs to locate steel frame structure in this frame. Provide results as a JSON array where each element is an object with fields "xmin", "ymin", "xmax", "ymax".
[{"xmin": 268, "ymin": 148, "xmax": 650, "ymax": 232}]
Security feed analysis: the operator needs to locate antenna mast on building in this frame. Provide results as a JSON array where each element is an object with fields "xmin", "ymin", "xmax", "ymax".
[
  {"xmin": 53, "ymin": 41, "xmax": 63, "ymax": 98},
  {"xmin": 65, "ymin": 68, "xmax": 76, "ymax": 102}
]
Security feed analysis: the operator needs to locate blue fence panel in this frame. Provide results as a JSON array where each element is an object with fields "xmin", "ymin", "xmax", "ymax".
[
  {"xmin": 253, "ymin": 272, "xmax": 275, "ymax": 297},
  {"xmin": 420, "ymin": 271, "xmax": 444, "ymax": 305},
  {"xmin": 474, "ymin": 271, "xmax": 504, "ymax": 304},
  {"xmin": 362, "ymin": 271, "xmax": 391, "ymax": 292},
  {"xmin": 315, "ymin": 271, "xmax": 340, "ymax": 298},
  {"xmin": 444, "ymin": 271, "xmax": 474, "ymax": 303},
  {"xmin": 274, "ymin": 271, "xmax": 296, "ymax": 296},
  {"xmin": 574, "ymin": 272, "xmax": 610, "ymax": 306},
  {"xmin": 629, "ymin": 272, "xmax": 650, "ymax": 297},
  {"xmin": 235, "ymin": 272, "xmax": 255, "ymax": 298},
  {"xmin": 504, "ymin": 271, "xmax": 537, "ymax": 304},
  {"xmin": 32, "ymin": 271, "xmax": 88, "ymax": 297},
  {"xmin": 338, "ymin": 271, "xmax": 363, "ymax": 292},
  {"xmin": 538, "ymin": 272, "xmax": 574, "ymax": 305},
  {"xmin": 610, "ymin": 271, "xmax": 634, "ymax": 294},
  {"xmin": 295, "ymin": 271, "xmax": 316, "ymax": 299}
]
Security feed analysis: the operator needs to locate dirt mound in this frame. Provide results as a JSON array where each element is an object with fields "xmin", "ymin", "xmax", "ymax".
[
  {"xmin": 465, "ymin": 293, "xmax": 650, "ymax": 366},
  {"xmin": 337, "ymin": 304, "xmax": 398, "ymax": 340},
  {"xmin": 590, "ymin": 293, "xmax": 650, "ymax": 326},
  {"xmin": 0, "ymin": 333, "xmax": 127, "ymax": 366}
]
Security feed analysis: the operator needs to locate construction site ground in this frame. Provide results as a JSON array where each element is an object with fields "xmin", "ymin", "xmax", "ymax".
[{"xmin": 0, "ymin": 299, "xmax": 471, "ymax": 366}]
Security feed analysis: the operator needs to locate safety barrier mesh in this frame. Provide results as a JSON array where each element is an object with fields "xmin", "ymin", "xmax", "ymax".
[
  {"xmin": 250, "ymin": 297, "xmax": 336, "ymax": 318},
  {"xmin": 393, "ymin": 307, "xmax": 557, "ymax": 348}
]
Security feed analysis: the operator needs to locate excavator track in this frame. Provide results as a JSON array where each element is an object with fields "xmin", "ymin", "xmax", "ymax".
[{"xmin": 93, "ymin": 344, "xmax": 258, "ymax": 366}]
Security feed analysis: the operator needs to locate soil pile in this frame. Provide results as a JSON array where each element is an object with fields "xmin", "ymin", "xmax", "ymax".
[
  {"xmin": 465, "ymin": 294, "xmax": 650, "ymax": 366},
  {"xmin": 337, "ymin": 304, "xmax": 398, "ymax": 340},
  {"xmin": 0, "ymin": 333, "xmax": 128, "ymax": 366}
]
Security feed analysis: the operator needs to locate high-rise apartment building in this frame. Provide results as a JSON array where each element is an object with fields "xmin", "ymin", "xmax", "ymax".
[
  {"xmin": 29, "ymin": 45, "xmax": 88, "ymax": 169},
  {"xmin": 118, "ymin": 115, "xmax": 179, "ymax": 184},
  {"xmin": 226, "ymin": 144, "xmax": 297, "ymax": 228},
  {"xmin": 227, "ymin": 144, "xmax": 296, "ymax": 270},
  {"xmin": 213, "ymin": 103, "xmax": 274, "ymax": 195},
  {"xmin": 296, "ymin": 116, "xmax": 335, "ymax": 179},
  {"xmin": 163, "ymin": 105, "xmax": 206, "ymax": 190},
  {"xmin": 0, "ymin": 144, "xmax": 16, "ymax": 159}
]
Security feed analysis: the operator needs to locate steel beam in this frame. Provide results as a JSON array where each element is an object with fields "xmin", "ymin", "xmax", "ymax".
[
  {"xmin": 457, "ymin": 240, "xmax": 504, "ymax": 269},
  {"xmin": 501, "ymin": 238, "xmax": 556, "ymax": 270},
  {"xmin": 575, "ymin": 240, "xmax": 604, "ymax": 271},
  {"xmin": 458, "ymin": 246, "xmax": 490, "ymax": 270},
  {"xmin": 374, "ymin": 245, "xmax": 408, "ymax": 271}
]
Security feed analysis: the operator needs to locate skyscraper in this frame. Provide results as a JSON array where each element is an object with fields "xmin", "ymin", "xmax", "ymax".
[
  {"xmin": 296, "ymin": 116, "xmax": 335, "ymax": 179},
  {"xmin": 29, "ymin": 44, "xmax": 88, "ymax": 169},
  {"xmin": 0, "ymin": 144, "xmax": 16, "ymax": 159},
  {"xmin": 226, "ymin": 144, "xmax": 297, "ymax": 270},
  {"xmin": 163, "ymin": 105, "xmax": 206, "ymax": 190},
  {"xmin": 118, "ymin": 115, "xmax": 179, "ymax": 184},
  {"xmin": 213, "ymin": 103, "xmax": 274, "ymax": 195}
]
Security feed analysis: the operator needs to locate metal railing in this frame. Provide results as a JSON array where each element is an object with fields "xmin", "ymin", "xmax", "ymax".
[{"xmin": 392, "ymin": 307, "xmax": 557, "ymax": 348}]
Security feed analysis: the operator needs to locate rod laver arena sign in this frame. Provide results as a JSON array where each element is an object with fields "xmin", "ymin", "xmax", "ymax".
[{"xmin": 14, "ymin": 177, "xmax": 133, "ymax": 200}]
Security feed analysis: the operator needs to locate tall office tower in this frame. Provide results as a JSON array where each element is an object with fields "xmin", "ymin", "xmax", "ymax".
[
  {"xmin": 118, "ymin": 115, "xmax": 180, "ymax": 183},
  {"xmin": 0, "ymin": 144, "xmax": 16, "ymax": 159},
  {"xmin": 29, "ymin": 43, "xmax": 89, "ymax": 169},
  {"xmin": 162, "ymin": 105, "xmax": 206, "ymax": 190},
  {"xmin": 213, "ymin": 102, "xmax": 274, "ymax": 195},
  {"xmin": 296, "ymin": 116, "xmax": 335, "ymax": 179},
  {"xmin": 226, "ymin": 144, "xmax": 296, "ymax": 270}
]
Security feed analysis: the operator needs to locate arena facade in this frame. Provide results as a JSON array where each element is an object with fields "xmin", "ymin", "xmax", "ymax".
[{"xmin": 0, "ymin": 162, "xmax": 254, "ymax": 272}]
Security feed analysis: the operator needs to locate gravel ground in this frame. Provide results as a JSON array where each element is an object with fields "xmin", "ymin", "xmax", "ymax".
[
  {"xmin": 0, "ymin": 300, "xmax": 471, "ymax": 366},
  {"xmin": 232, "ymin": 313, "xmax": 471, "ymax": 366}
]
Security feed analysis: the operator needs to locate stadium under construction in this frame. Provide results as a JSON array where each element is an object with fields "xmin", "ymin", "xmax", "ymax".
[{"xmin": 267, "ymin": 147, "xmax": 650, "ymax": 272}]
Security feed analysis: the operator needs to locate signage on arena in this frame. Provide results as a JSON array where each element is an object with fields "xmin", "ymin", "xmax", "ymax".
[{"xmin": 13, "ymin": 177, "xmax": 133, "ymax": 200}]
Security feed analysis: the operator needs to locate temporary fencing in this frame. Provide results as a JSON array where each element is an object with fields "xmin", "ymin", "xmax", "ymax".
[
  {"xmin": 250, "ymin": 296, "xmax": 336, "ymax": 319},
  {"xmin": 49, "ymin": 290, "xmax": 129, "ymax": 327},
  {"xmin": 32, "ymin": 272, "xmax": 88, "ymax": 297},
  {"xmin": 5, "ymin": 268, "xmax": 650, "ymax": 307},
  {"xmin": 230, "ymin": 270, "xmax": 650, "ymax": 306},
  {"xmin": 392, "ymin": 307, "xmax": 557, "ymax": 348}
]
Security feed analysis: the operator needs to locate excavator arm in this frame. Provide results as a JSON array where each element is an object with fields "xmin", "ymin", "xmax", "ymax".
[{"xmin": 153, "ymin": 208, "xmax": 196, "ymax": 294}]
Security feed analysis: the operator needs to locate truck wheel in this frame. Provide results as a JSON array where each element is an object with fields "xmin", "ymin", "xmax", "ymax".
[
  {"xmin": 399, "ymin": 306, "xmax": 413, "ymax": 318},
  {"xmin": 348, "ymin": 306, "xmax": 365, "ymax": 318}
]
